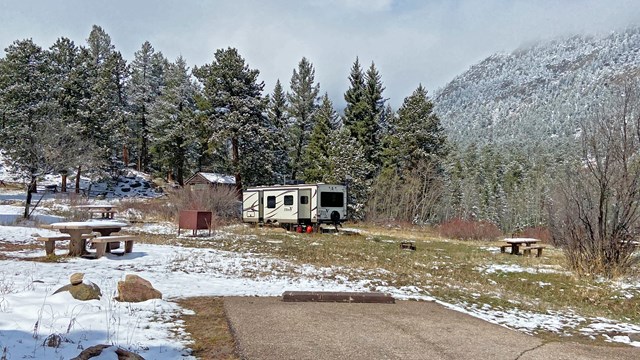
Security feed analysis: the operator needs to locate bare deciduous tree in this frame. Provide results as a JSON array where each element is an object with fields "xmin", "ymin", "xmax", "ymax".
[{"xmin": 550, "ymin": 80, "xmax": 640, "ymax": 277}]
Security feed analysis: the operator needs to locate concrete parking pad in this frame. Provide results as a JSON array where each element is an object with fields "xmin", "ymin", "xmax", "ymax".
[{"xmin": 224, "ymin": 297, "xmax": 638, "ymax": 360}]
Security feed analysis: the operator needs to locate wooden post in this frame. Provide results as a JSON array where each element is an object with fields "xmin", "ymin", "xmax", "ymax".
[{"xmin": 75, "ymin": 165, "xmax": 81, "ymax": 194}]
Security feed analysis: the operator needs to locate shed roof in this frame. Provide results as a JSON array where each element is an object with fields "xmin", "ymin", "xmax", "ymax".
[{"xmin": 185, "ymin": 172, "xmax": 236, "ymax": 185}]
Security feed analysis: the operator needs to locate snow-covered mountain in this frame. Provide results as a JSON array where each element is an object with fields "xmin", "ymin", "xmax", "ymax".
[{"xmin": 435, "ymin": 27, "xmax": 640, "ymax": 149}]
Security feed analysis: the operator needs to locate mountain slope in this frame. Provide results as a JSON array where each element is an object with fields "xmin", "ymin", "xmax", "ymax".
[{"xmin": 435, "ymin": 28, "xmax": 640, "ymax": 149}]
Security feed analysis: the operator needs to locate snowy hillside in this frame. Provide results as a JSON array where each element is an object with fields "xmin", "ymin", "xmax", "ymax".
[
  {"xmin": 435, "ymin": 27, "xmax": 640, "ymax": 148},
  {"xmin": 0, "ymin": 154, "xmax": 161, "ymax": 199}
]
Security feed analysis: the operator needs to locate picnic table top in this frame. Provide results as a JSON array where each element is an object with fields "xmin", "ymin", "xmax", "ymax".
[
  {"xmin": 45, "ymin": 220, "xmax": 129, "ymax": 230},
  {"xmin": 504, "ymin": 238, "xmax": 540, "ymax": 244}
]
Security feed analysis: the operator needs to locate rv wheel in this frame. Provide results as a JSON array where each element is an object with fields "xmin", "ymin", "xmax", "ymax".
[{"xmin": 330, "ymin": 211, "xmax": 341, "ymax": 224}]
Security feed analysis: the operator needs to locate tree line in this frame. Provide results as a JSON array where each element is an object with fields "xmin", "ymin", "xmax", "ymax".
[{"xmin": 0, "ymin": 25, "xmax": 448, "ymax": 221}]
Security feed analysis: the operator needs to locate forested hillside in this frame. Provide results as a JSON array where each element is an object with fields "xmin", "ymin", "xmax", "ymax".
[
  {"xmin": 435, "ymin": 28, "xmax": 640, "ymax": 149},
  {"xmin": 434, "ymin": 28, "xmax": 640, "ymax": 233}
]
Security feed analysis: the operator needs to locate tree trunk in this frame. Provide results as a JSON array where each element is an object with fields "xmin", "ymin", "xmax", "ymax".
[
  {"xmin": 123, "ymin": 144, "xmax": 129, "ymax": 167},
  {"xmin": 61, "ymin": 173, "xmax": 67, "ymax": 193},
  {"xmin": 177, "ymin": 166, "xmax": 184, "ymax": 186},
  {"xmin": 232, "ymin": 137, "xmax": 242, "ymax": 198},
  {"xmin": 23, "ymin": 177, "xmax": 36, "ymax": 218},
  {"xmin": 75, "ymin": 165, "xmax": 82, "ymax": 194}
]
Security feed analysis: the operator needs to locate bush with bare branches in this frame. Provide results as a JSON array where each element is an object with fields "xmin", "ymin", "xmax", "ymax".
[
  {"xmin": 437, "ymin": 218, "xmax": 503, "ymax": 241},
  {"xmin": 119, "ymin": 186, "xmax": 240, "ymax": 225},
  {"xmin": 367, "ymin": 160, "xmax": 444, "ymax": 224},
  {"xmin": 550, "ymin": 80, "xmax": 640, "ymax": 278}
]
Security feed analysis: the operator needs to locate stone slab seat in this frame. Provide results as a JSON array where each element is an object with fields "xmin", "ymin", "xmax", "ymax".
[
  {"xmin": 521, "ymin": 245, "xmax": 545, "ymax": 257},
  {"xmin": 36, "ymin": 234, "xmax": 95, "ymax": 255},
  {"xmin": 91, "ymin": 235, "xmax": 137, "ymax": 258},
  {"xmin": 282, "ymin": 291, "xmax": 395, "ymax": 304}
]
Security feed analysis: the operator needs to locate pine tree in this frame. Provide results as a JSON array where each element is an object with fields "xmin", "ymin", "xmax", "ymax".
[
  {"xmin": 128, "ymin": 41, "xmax": 166, "ymax": 171},
  {"xmin": 384, "ymin": 84, "xmax": 447, "ymax": 172},
  {"xmin": 325, "ymin": 128, "xmax": 373, "ymax": 220},
  {"xmin": 0, "ymin": 39, "xmax": 94, "ymax": 217},
  {"xmin": 361, "ymin": 61, "xmax": 385, "ymax": 165},
  {"xmin": 343, "ymin": 57, "xmax": 366, "ymax": 132},
  {"xmin": 82, "ymin": 25, "xmax": 129, "ymax": 168},
  {"xmin": 48, "ymin": 37, "xmax": 105, "ymax": 188},
  {"xmin": 302, "ymin": 93, "xmax": 336, "ymax": 182},
  {"xmin": 48, "ymin": 38, "xmax": 83, "ymax": 123},
  {"xmin": 149, "ymin": 57, "xmax": 197, "ymax": 185},
  {"xmin": 194, "ymin": 47, "xmax": 270, "ymax": 192},
  {"xmin": 287, "ymin": 57, "xmax": 320, "ymax": 180},
  {"xmin": 268, "ymin": 79, "xmax": 290, "ymax": 182}
]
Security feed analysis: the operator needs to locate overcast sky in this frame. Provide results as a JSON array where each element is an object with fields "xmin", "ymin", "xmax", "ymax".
[{"xmin": 1, "ymin": 0, "xmax": 640, "ymax": 107}]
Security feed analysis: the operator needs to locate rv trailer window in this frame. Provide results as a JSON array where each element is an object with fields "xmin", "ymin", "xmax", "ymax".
[
  {"xmin": 320, "ymin": 192, "xmax": 344, "ymax": 207},
  {"xmin": 267, "ymin": 196, "xmax": 276, "ymax": 208},
  {"xmin": 300, "ymin": 196, "xmax": 309, "ymax": 204},
  {"xmin": 284, "ymin": 195, "xmax": 294, "ymax": 205}
]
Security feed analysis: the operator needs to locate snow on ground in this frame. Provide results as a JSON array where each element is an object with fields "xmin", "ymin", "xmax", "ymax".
[
  {"xmin": 0, "ymin": 204, "xmax": 64, "ymax": 225},
  {"xmin": 1, "ymin": 220, "xmax": 640, "ymax": 358},
  {"xmin": 0, "ymin": 222, "xmax": 392, "ymax": 359}
]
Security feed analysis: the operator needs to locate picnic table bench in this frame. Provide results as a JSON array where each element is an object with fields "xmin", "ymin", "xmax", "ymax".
[
  {"xmin": 91, "ymin": 235, "xmax": 137, "ymax": 259},
  {"xmin": 36, "ymin": 233, "xmax": 96, "ymax": 256}
]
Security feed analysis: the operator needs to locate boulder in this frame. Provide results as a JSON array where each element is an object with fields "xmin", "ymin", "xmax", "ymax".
[
  {"xmin": 71, "ymin": 345, "xmax": 145, "ymax": 360},
  {"xmin": 116, "ymin": 274, "xmax": 162, "ymax": 303},
  {"xmin": 70, "ymin": 273, "xmax": 84, "ymax": 285},
  {"xmin": 53, "ymin": 281, "xmax": 101, "ymax": 301}
]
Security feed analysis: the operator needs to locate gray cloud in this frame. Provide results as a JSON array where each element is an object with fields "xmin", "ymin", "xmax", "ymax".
[{"xmin": 1, "ymin": 0, "xmax": 639, "ymax": 108}]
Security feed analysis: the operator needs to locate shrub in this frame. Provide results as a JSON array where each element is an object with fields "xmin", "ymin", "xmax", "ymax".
[
  {"xmin": 119, "ymin": 186, "xmax": 240, "ymax": 226},
  {"xmin": 437, "ymin": 218, "xmax": 502, "ymax": 241},
  {"xmin": 516, "ymin": 226, "xmax": 551, "ymax": 243}
]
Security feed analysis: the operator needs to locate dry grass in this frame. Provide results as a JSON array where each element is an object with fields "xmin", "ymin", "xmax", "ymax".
[
  {"xmin": 175, "ymin": 297, "xmax": 239, "ymax": 360},
  {"xmin": 190, "ymin": 225, "xmax": 640, "ymax": 330}
]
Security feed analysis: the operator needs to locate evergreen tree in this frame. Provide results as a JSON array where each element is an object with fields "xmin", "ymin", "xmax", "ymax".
[
  {"xmin": 384, "ymin": 84, "xmax": 447, "ymax": 172},
  {"xmin": 48, "ymin": 38, "xmax": 83, "ymax": 124},
  {"xmin": 287, "ymin": 57, "xmax": 320, "ymax": 180},
  {"xmin": 302, "ymin": 93, "xmax": 336, "ymax": 182},
  {"xmin": 268, "ymin": 79, "xmax": 290, "ymax": 182},
  {"xmin": 0, "ymin": 39, "xmax": 93, "ymax": 217},
  {"xmin": 194, "ymin": 47, "xmax": 270, "ymax": 192},
  {"xmin": 47, "ymin": 37, "xmax": 105, "ymax": 187},
  {"xmin": 149, "ymin": 57, "xmax": 197, "ymax": 185},
  {"xmin": 343, "ymin": 57, "xmax": 366, "ymax": 132},
  {"xmin": 325, "ymin": 128, "xmax": 373, "ymax": 220},
  {"xmin": 128, "ymin": 41, "xmax": 166, "ymax": 171},
  {"xmin": 343, "ymin": 60, "xmax": 385, "ymax": 170},
  {"xmin": 361, "ymin": 61, "xmax": 385, "ymax": 165},
  {"xmin": 82, "ymin": 25, "xmax": 129, "ymax": 168}
]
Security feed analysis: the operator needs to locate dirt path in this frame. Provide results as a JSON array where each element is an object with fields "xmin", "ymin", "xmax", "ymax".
[{"xmin": 223, "ymin": 297, "xmax": 639, "ymax": 360}]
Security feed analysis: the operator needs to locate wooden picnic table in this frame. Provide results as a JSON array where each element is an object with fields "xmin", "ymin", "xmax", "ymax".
[
  {"xmin": 43, "ymin": 220, "xmax": 129, "ymax": 256},
  {"xmin": 74, "ymin": 204, "xmax": 120, "ymax": 219},
  {"xmin": 501, "ymin": 238, "xmax": 540, "ymax": 255}
]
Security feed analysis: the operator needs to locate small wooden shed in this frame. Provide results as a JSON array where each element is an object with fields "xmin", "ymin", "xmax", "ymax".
[{"xmin": 184, "ymin": 172, "xmax": 236, "ymax": 190}]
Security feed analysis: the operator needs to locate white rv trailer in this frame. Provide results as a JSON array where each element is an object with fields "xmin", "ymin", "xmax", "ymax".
[{"xmin": 242, "ymin": 183, "xmax": 347, "ymax": 228}]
